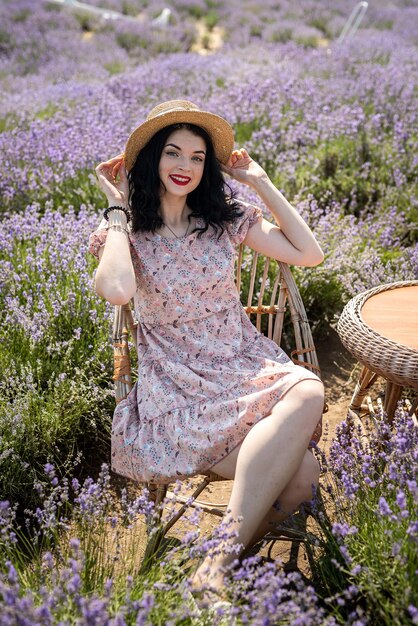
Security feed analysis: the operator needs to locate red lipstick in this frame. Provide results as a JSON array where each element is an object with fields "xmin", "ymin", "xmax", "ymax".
[{"xmin": 169, "ymin": 175, "xmax": 191, "ymax": 186}]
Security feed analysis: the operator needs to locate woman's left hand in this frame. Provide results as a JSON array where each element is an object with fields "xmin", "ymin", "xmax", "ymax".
[{"xmin": 221, "ymin": 149, "xmax": 268, "ymax": 188}]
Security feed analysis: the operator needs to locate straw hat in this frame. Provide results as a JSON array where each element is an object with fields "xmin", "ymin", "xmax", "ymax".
[{"xmin": 124, "ymin": 99, "xmax": 235, "ymax": 171}]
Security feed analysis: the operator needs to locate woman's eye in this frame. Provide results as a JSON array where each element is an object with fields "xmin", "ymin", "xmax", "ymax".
[
  {"xmin": 167, "ymin": 151, "xmax": 178, "ymax": 157},
  {"xmin": 193, "ymin": 156, "xmax": 203, "ymax": 162}
]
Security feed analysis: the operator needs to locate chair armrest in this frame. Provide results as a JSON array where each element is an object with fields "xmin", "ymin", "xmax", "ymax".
[{"xmin": 113, "ymin": 303, "xmax": 136, "ymax": 404}]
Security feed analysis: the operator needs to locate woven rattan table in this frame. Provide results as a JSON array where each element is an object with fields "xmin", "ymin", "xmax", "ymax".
[{"xmin": 337, "ymin": 281, "xmax": 418, "ymax": 420}]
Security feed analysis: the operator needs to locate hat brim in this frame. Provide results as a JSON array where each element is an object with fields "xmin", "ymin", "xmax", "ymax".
[{"xmin": 124, "ymin": 109, "xmax": 234, "ymax": 171}]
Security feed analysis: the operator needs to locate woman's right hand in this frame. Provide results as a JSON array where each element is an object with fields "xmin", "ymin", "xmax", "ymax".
[{"xmin": 95, "ymin": 153, "xmax": 129, "ymax": 207}]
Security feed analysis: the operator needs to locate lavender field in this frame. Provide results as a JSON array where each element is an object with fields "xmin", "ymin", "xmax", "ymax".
[{"xmin": 0, "ymin": 0, "xmax": 417, "ymax": 624}]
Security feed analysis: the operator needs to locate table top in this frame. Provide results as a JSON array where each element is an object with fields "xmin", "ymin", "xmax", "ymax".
[
  {"xmin": 361, "ymin": 285, "xmax": 418, "ymax": 350},
  {"xmin": 337, "ymin": 281, "xmax": 418, "ymax": 388}
]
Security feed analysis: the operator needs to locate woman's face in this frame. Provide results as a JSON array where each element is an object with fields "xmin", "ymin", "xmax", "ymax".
[{"xmin": 158, "ymin": 128, "xmax": 206, "ymax": 198}]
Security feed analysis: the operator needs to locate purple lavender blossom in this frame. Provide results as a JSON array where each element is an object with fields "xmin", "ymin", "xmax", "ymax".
[
  {"xmin": 378, "ymin": 496, "xmax": 393, "ymax": 517},
  {"xmin": 1, "ymin": 3, "xmax": 417, "ymax": 625},
  {"xmin": 319, "ymin": 405, "xmax": 417, "ymax": 624}
]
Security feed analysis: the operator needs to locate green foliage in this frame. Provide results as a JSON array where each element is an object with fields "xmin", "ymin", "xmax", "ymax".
[
  {"xmin": 0, "ymin": 370, "xmax": 112, "ymax": 507},
  {"xmin": 104, "ymin": 61, "xmax": 126, "ymax": 75},
  {"xmin": 0, "ymin": 112, "xmax": 20, "ymax": 133},
  {"xmin": 154, "ymin": 38, "xmax": 185, "ymax": 54},
  {"xmin": 181, "ymin": 3, "xmax": 204, "ymax": 19},
  {"xmin": 205, "ymin": 0, "xmax": 223, "ymax": 8},
  {"xmin": 35, "ymin": 103, "xmax": 61, "ymax": 122},
  {"xmin": 372, "ymin": 52, "xmax": 391, "ymax": 66},
  {"xmin": 299, "ymin": 133, "xmax": 391, "ymax": 215},
  {"xmin": 201, "ymin": 34, "xmax": 210, "ymax": 49},
  {"xmin": 204, "ymin": 10, "xmax": 220, "ymax": 30},
  {"xmin": 116, "ymin": 31, "xmax": 148, "ymax": 52},
  {"xmin": 234, "ymin": 118, "xmax": 262, "ymax": 144},
  {"xmin": 374, "ymin": 20, "xmax": 394, "ymax": 31},
  {"xmin": 44, "ymin": 2, "xmax": 62, "ymax": 11},
  {"xmin": 121, "ymin": 1, "xmax": 143, "ymax": 17},
  {"xmin": 269, "ymin": 28, "xmax": 293, "ymax": 44},
  {"xmin": 250, "ymin": 25, "xmax": 263, "ymax": 38},
  {"xmin": 0, "ymin": 29, "xmax": 12, "ymax": 53},
  {"xmin": 294, "ymin": 266, "xmax": 346, "ymax": 330},
  {"xmin": 11, "ymin": 8, "xmax": 31, "ymax": 23},
  {"xmin": 307, "ymin": 16, "xmax": 331, "ymax": 38},
  {"xmin": 74, "ymin": 11, "xmax": 95, "ymax": 32},
  {"xmin": 309, "ymin": 415, "xmax": 418, "ymax": 625},
  {"xmin": 0, "ymin": 209, "xmax": 114, "ymax": 505},
  {"xmin": 48, "ymin": 168, "xmax": 107, "ymax": 212},
  {"xmin": 294, "ymin": 35, "xmax": 321, "ymax": 49}
]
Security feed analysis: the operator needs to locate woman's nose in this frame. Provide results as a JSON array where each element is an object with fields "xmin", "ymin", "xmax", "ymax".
[{"xmin": 177, "ymin": 156, "xmax": 192, "ymax": 170}]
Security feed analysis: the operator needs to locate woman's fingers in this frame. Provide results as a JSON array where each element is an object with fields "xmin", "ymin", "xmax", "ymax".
[
  {"xmin": 94, "ymin": 154, "xmax": 129, "ymax": 205},
  {"xmin": 96, "ymin": 153, "xmax": 124, "ymax": 174},
  {"xmin": 227, "ymin": 148, "xmax": 250, "ymax": 168},
  {"xmin": 225, "ymin": 150, "xmax": 240, "ymax": 168},
  {"xmin": 112, "ymin": 161, "xmax": 128, "ymax": 183},
  {"xmin": 96, "ymin": 159, "xmax": 123, "ymax": 179},
  {"xmin": 226, "ymin": 152, "xmax": 251, "ymax": 172},
  {"xmin": 111, "ymin": 160, "xmax": 121, "ymax": 180},
  {"xmin": 96, "ymin": 155, "xmax": 126, "ymax": 184}
]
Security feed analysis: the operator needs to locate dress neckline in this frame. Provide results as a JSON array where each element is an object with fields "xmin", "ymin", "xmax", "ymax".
[{"xmin": 154, "ymin": 217, "xmax": 202, "ymax": 241}]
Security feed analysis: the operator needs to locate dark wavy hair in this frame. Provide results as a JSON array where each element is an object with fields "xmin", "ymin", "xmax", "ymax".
[{"xmin": 127, "ymin": 123, "xmax": 244, "ymax": 239}]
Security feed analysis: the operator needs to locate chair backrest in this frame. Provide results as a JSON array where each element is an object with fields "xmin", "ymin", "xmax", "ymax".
[{"xmin": 112, "ymin": 245, "xmax": 321, "ymax": 405}]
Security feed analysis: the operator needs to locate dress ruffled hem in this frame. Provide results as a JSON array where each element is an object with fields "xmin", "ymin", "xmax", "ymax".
[
  {"xmin": 111, "ymin": 359, "xmax": 321, "ymax": 484},
  {"xmin": 207, "ymin": 375, "xmax": 323, "ymax": 476}
]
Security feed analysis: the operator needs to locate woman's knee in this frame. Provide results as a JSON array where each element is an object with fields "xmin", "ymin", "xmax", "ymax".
[
  {"xmin": 296, "ymin": 379, "xmax": 325, "ymax": 411},
  {"xmin": 295, "ymin": 380, "xmax": 325, "ymax": 434},
  {"xmin": 271, "ymin": 380, "xmax": 324, "ymax": 436}
]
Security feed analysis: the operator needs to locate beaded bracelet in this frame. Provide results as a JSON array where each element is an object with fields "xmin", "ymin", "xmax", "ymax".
[{"xmin": 103, "ymin": 206, "xmax": 132, "ymax": 223}]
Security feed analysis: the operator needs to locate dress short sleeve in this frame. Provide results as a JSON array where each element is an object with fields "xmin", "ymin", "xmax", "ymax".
[
  {"xmin": 227, "ymin": 200, "xmax": 263, "ymax": 246},
  {"xmin": 88, "ymin": 218, "xmax": 109, "ymax": 259}
]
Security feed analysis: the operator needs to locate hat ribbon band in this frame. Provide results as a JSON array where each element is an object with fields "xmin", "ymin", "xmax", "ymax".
[{"xmin": 147, "ymin": 106, "xmax": 201, "ymax": 119}]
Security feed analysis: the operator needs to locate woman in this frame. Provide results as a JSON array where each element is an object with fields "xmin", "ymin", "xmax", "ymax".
[{"xmin": 89, "ymin": 100, "xmax": 324, "ymax": 599}]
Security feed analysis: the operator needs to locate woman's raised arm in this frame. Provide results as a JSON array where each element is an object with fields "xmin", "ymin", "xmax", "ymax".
[
  {"xmin": 93, "ymin": 155, "xmax": 137, "ymax": 305},
  {"xmin": 222, "ymin": 149, "xmax": 324, "ymax": 267}
]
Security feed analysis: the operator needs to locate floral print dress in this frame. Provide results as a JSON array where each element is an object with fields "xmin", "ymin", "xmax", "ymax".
[{"xmin": 88, "ymin": 201, "xmax": 322, "ymax": 484}]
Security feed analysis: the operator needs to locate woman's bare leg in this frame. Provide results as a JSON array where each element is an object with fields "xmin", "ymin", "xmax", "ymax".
[
  {"xmin": 244, "ymin": 448, "xmax": 320, "ymax": 548},
  {"xmin": 191, "ymin": 379, "xmax": 323, "ymax": 593}
]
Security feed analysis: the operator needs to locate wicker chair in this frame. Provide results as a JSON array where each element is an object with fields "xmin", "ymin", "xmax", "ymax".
[{"xmin": 112, "ymin": 244, "xmax": 324, "ymax": 562}]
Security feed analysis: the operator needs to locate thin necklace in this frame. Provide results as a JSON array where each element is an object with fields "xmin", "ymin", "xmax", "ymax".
[{"xmin": 163, "ymin": 218, "xmax": 193, "ymax": 239}]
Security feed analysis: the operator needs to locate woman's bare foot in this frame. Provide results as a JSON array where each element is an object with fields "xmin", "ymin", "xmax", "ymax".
[{"xmin": 190, "ymin": 559, "xmax": 228, "ymax": 606}]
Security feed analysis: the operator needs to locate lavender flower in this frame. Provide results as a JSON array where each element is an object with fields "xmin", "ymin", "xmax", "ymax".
[{"xmin": 1, "ymin": 4, "xmax": 417, "ymax": 625}]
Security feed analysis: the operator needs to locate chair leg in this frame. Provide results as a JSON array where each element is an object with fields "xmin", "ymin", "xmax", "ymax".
[
  {"xmin": 141, "ymin": 526, "xmax": 166, "ymax": 572},
  {"xmin": 146, "ymin": 483, "xmax": 168, "ymax": 532},
  {"xmin": 141, "ymin": 477, "xmax": 213, "ymax": 572},
  {"xmin": 265, "ymin": 517, "xmax": 306, "ymax": 571},
  {"xmin": 142, "ymin": 479, "xmax": 327, "ymax": 574},
  {"xmin": 141, "ymin": 484, "xmax": 168, "ymax": 572},
  {"xmin": 162, "ymin": 477, "xmax": 213, "ymax": 535}
]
